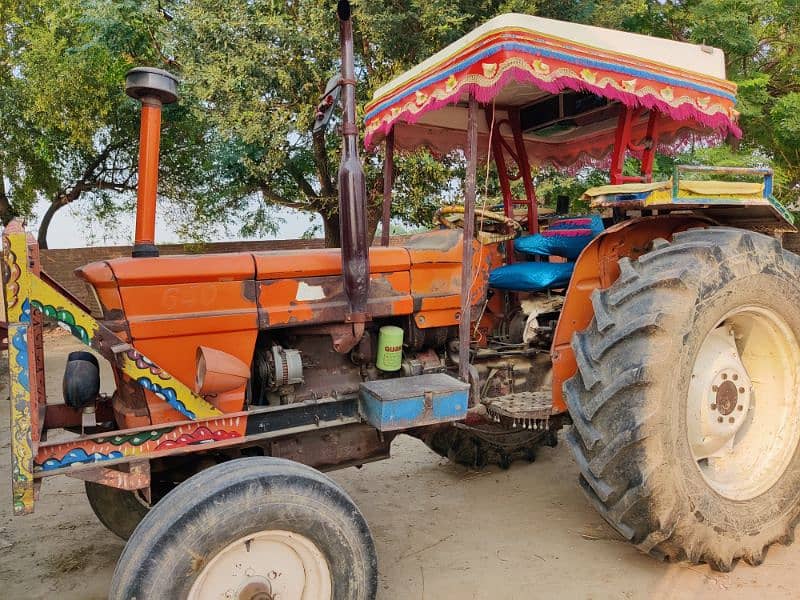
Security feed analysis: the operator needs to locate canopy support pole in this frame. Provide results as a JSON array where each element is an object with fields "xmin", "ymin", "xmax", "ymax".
[
  {"xmin": 509, "ymin": 109, "xmax": 538, "ymax": 233},
  {"xmin": 459, "ymin": 96, "xmax": 478, "ymax": 384},
  {"xmin": 610, "ymin": 106, "xmax": 659, "ymax": 185},
  {"xmin": 380, "ymin": 129, "xmax": 394, "ymax": 247},
  {"xmin": 486, "ymin": 106, "xmax": 516, "ymax": 262}
]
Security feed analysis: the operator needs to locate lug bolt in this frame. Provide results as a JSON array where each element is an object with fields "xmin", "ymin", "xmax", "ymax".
[
  {"xmin": 737, "ymin": 405, "xmax": 743, "ymax": 411},
  {"xmin": 729, "ymin": 417, "xmax": 735, "ymax": 423},
  {"xmin": 712, "ymin": 385, "xmax": 718, "ymax": 392},
  {"xmin": 717, "ymin": 416, "xmax": 724, "ymax": 423},
  {"xmin": 739, "ymin": 387, "xmax": 745, "ymax": 393},
  {"xmin": 732, "ymin": 374, "xmax": 738, "ymax": 381},
  {"xmin": 710, "ymin": 403, "xmax": 717, "ymax": 410},
  {"xmin": 722, "ymin": 373, "xmax": 728, "ymax": 380}
]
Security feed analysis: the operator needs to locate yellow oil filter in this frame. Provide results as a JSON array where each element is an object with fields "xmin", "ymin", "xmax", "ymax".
[{"xmin": 376, "ymin": 325, "xmax": 403, "ymax": 371}]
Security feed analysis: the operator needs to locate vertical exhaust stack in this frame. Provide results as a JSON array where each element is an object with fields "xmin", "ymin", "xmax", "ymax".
[
  {"xmin": 337, "ymin": 0, "xmax": 370, "ymax": 320},
  {"xmin": 125, "ymin": 67, "xmax": 179, "ymax": 258}
]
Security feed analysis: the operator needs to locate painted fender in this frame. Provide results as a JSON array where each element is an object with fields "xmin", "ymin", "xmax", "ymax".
[{"xmin": 550, "ymin": 215, "xmax": 711, "ymax": 413}]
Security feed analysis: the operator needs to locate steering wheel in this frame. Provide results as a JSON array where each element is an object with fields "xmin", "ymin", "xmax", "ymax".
[{"xmin": 435, "ymin": 205, "xmax": 522, "ymax": 244}]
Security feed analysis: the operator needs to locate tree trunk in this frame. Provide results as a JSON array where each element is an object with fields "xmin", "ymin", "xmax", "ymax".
[
  {"xmin": 366, "ymin": 194, "xmax": 382, "ymax": 245},
  {"xmin": 322, "ymin": 211, "xmax": 341, "ymax": 248},
  {"xmin": 37, "ymin": 197, "xmax": 68, "ymax": 250},
  {"xmin": 0, "ymin": 167, "xmax": 13, "ymax": 225}
]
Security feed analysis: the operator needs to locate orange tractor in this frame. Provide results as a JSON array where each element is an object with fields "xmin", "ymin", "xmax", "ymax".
[{"xmin": 6, "ymin": 3, "xmax": 800, "ymax": 598}]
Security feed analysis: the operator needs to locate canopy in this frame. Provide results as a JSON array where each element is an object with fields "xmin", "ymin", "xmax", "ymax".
[{"xmin": 364, "ymin": 14, "xmax": 740, "ymax": 167}]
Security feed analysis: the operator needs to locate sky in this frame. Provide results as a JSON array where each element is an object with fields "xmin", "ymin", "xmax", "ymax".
[{"xmin": 33, "ymin": 197, "xmax": 322, "ymax": 248}]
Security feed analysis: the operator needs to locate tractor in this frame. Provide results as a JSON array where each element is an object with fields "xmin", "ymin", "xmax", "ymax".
[{"xmin": 5, "ymin": 2, "xmax": 800, "ymax": 598}]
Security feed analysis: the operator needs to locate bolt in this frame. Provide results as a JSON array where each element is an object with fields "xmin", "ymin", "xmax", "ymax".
[
  {"xmin": 712, "ymin": 385, "xmax": 718, "ymax": 392},
  {"xmin": 737, "ymin": 405, "xmax": 743, "ymax": 411},
  {"xmin": 729, "ymin": 417, "xmax": 735, "ymax": 423},
  {"xmin": 224, "ymin": 591, "xmax": 234, "ymax": 599},
  {"xmin": 732, "ymin": 373, "xmax": 738, "ymax": 381},
  {"xmin": 717, "ymin": 416, "xmax": 724, "ymax": 423},
  {"xmin": 245, "ymin": 567, "xmax": 255, "ymax": 577},
  {"xmin": 739, "ymin": 387, "xmax": 745, "ymax": 393},
  {"xmin": 711, "ymin": 403, "xmax": 717, "ymax": 410},
  {"xmin": 722, "ymin": 373, "xmax": 728, "ymax": 380}
]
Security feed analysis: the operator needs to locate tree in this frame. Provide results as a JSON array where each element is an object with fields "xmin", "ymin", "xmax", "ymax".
[
  {"xmin": 591, "ymin": 0, "xmax": 800, "ymax": 202},
  {"xmin": 0, "ymin": 0, "xmax": 217, "ymax": 248},
  {"xmin": 4, "ymin": 1, "xmax": 798, "ymax": 249}
]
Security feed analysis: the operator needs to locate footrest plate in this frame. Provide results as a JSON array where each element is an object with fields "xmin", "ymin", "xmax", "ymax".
[{"xmin": 483, "ymin": 391, "xmax": 553, "ymax": 430}]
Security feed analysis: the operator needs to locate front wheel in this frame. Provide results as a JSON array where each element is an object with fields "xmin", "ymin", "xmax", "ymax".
[
  {"xmin": 565, "ymin": 227, "xmax": 800, "ymax": 571},
  {"xmin": 85, "ymin": 481, "xmax": 150, "ymax": 540},
  {"xmin": 110, "ymin": 457, "xmax": 377, "ymax": 599}
]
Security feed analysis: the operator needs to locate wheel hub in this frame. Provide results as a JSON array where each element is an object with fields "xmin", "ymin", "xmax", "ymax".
[
  {"xmin": 714, "ymin": 379, "xmax": 739, "ymax": 415},
  {"xmin": 688, "ymin": 326, "xmax": 752, "ymax": 460},
  {"xmin": 188, "ymin": 530, "xmax": 332, "ymax": 600},
  {"xmin": 687, "ymin": 306, "xmax": 800, "ymax": 500}
]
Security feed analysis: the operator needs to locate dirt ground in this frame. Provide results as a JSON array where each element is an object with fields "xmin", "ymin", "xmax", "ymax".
[{"xmin": 1, "ymin": 331, "xmax": 798, "ymax": 599}]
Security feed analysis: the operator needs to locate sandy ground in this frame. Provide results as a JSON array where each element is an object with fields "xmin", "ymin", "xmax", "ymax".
[{"xmin": 1, "ymin": 331, "xmax": 798, "ymax": 599}]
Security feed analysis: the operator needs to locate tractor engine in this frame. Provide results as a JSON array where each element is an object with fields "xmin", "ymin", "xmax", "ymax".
[{"xmin": 248, "ymin": 317, "xmax": 455, "ymax": 407}]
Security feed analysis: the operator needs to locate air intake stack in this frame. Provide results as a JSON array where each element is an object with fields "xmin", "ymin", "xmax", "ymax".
[{"xmin": 124, "ymin": 67, "xmax": 179, "ymax": 258}]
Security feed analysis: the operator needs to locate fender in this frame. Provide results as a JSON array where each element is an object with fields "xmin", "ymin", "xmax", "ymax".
[{"xmin": 550, "ymin": 215, "xmax": 712, "ymax": 413}]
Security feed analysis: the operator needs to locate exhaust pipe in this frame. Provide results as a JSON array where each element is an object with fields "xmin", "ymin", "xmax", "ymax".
[
  {"xmin": 337, "ymin": 0, "xmax": 370, "ymax": 321},
  {"xmin": 125, "ymin": 67, "xmax": 179, "ymax": 258}
]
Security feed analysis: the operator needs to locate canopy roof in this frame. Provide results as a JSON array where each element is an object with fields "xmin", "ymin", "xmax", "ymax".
[{"xmin": 364, "ymin": 14, "xmax": 740, "ymax": 167}]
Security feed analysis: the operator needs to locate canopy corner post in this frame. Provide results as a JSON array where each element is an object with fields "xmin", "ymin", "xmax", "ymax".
[
  {"xmin": 380, "ymin": 128, "xmax": 394, "ymax": 247},
  {"xmin": 458, "ymin": 95, "xmax": 479, "ymax": 384}
]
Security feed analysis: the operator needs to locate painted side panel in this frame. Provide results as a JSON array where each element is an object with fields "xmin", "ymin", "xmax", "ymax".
[{"xmin": 3, "ymin": 228, "xmax": 35, "ymax": 514}]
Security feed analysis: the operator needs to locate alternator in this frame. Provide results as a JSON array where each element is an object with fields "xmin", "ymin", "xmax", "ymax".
[{"xmin": 269, "ymin": 345, "xmax": 303, "ymax": 388}]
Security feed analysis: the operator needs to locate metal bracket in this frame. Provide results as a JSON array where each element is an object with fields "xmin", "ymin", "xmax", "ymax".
[{"xmin": 67, "ymin": 460, "xmax": 151, "ymax": 497}]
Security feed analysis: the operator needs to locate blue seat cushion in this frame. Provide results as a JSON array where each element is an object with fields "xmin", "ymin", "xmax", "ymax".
[
  {"xmin": 489, "ymin": 261, "xmax": 574, "ymax": 292},
  {"xmin": 515, "ymin": 215, "xmax": 604, "ymax": 260}
]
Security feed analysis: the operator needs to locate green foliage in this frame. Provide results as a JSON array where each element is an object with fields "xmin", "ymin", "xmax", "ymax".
[
  {"xmin": 0, "ymin": 0, "xmax": 221, "ymax": 246},
  {"xmin": 2, "ymin": 0, "xmax": 799, "ymax": 248}
]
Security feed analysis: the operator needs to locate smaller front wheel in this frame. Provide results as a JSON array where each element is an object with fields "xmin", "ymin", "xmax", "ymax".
[
  {"xmin": 110, "ymin": 457, "xmax": 377, "ymax": 600},
  {"xmin": 85, "ymin": 481, "xmax": 150, "ymax": 540}
]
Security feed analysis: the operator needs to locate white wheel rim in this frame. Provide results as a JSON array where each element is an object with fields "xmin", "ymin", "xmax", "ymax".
[
  {"xmin": 687, "ymin": 305, "xmax": 800, "ymax": 500},
  {"xmin": 188, "ymin": 530, "xmax": 332, "ymax": 600}
]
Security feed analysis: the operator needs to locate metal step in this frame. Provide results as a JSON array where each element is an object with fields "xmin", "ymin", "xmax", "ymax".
[{"xmin": 483, "ymin": 391, "xmax": 553, "ymax": 430}]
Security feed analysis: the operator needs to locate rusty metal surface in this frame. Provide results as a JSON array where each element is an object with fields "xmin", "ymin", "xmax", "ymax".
[
  {"xmin": 484, "ymin": 391, "xmax": 553, "ymax": 430},
  {"xmin": 44, "ymin": 400, "xmax": 115, "ymax": 429},
  {"xmin": 268, "ymin": 424, "xmax": 392, "ymax": 471},
  {"xmin": 67, "ymin": 460, "xmax": 150, "ymax": 491},
  {"xmin": 337, "ymin": 3, "xmax": 370, "ymax": 321}
]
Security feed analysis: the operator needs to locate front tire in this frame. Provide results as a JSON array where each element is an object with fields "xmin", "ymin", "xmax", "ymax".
[
  {"xmin": 85, "ymin": 481, "xmax": 150, "ymax": 540},
  {"xmin": 565, "ymin": 227, "xmax": 800, "ymax": 571},
  {"xmin": 110, "ymin": 457, "xmax": 377, "ymax": 599}
]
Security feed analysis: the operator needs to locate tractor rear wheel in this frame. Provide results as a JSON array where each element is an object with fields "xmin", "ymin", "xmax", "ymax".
[
  {"xmin": 110, "ymin": 456, "xmax": 376, "ymax": 599},
  {"xmin": 565, "ymin": 227, "xmax": 800, "ymax": 571}
]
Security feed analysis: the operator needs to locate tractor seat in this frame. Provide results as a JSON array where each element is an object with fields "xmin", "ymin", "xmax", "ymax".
[{"xmin": 488, "ymin": 215, "xmax": 604, "ymax": 292}]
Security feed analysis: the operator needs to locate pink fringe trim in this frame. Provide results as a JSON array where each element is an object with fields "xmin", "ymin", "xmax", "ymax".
[{"xmin": 365, "ymin": 66, "xmax": 741, "ymax": 152}]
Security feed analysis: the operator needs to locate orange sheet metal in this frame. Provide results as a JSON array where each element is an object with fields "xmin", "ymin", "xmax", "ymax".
[
  {"xmin": 104, "ymin": 253, "xmax": 257, "ymax": 285},
  {"xmin": 550, "ymin": 216, "xmax": 708, "ymax": 413},
  {"xmin": 254, "ymin": 247, "xmax": 410, "ymax": 279}
]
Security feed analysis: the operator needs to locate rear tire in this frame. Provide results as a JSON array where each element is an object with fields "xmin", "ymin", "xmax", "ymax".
[
  {"xmin": 110, "ymin": 457, "xmax": 377, "ymax": 599},
  {"xmin": 565, "ymin": 227, "xmax": 800, "ymax": 571}
]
